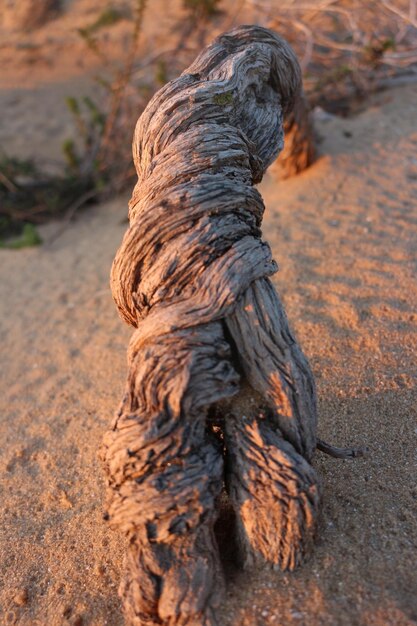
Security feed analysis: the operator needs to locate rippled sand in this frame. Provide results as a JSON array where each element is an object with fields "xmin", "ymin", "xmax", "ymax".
[{"xmin": 0, "ymin": 84, "xmax": 416, "ymax": 626}]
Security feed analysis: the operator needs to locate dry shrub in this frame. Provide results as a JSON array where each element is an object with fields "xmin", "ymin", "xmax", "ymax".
[
  {"xmin": 0, "ymin": 0, "xmax": 60, "ymax": 32},
  {"xmin": 248, "ymin": 0, "xmax": 417, "ymax": 111},
  {"xmin": 1, "ymin": 0, "xmax": 416, "ymax": 240}
]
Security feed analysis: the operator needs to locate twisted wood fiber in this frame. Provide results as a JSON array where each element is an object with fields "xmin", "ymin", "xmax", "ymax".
[
  {"xmin": 101, "ymin": 25, "xmax": 321, "ymax": 626},
  {"xmin": 273, "ymin": 92, "xmax": 316, "ymax": 179}
]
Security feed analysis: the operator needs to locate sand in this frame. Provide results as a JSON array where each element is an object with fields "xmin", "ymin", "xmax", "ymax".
[{"xmin": 1, "ymin": 77, "xmax": 416, "ymax": 626}]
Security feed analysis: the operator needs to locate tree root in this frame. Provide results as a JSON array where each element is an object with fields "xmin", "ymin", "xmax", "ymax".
[
  {"xmin": 101, "ymin": 25, "xmax": 340, "ymax": 626},
  {"xmin": 317, "ymin": 438, "xmax": 369, "ymax": 459}
]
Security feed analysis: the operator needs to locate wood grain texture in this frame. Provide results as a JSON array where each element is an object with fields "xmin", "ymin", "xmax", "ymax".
[
  {"xmin": 271, "ymin": 91, "xmax": 316, "ymax": 179},
  {"xmin": 100, "ymin": 25, "xmax": 321, "ymax": 626}
]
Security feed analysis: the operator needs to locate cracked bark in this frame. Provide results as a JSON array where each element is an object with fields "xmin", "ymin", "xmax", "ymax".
[{"xmin": 100, "ymin": 25, "xmax": 321, "ymax": 626}]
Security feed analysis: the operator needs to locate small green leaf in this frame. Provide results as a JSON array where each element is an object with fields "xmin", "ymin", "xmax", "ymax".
[
  {"xmin": 62, "ymin": 139, "xmax": 80, "ymax": 172},
  {"xmin": 155, "ymin": 59, "xmax": 168, "ymax": 86},
  {"xmin": 65, "ymin": 96, "xmax": 80, "ymax": 116}
]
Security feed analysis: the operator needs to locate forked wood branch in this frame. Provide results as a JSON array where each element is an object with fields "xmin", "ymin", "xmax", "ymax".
[{"xmin": 101, "ymin": 25, "xmax": 321, "ymax": 626}]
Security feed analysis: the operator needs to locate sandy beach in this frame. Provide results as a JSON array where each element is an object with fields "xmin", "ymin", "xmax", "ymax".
[{"xmin": 0, "ymin": 72, "xmax": 416, "ymax": 626}]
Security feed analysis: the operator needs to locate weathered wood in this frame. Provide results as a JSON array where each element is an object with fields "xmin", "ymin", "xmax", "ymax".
[
  {"xmin": 101, "ymin": 25, "xmax": 321, "ymax": 626},
  {"xmin": 271, "ymin": 90, "xmax": 316, "ymax": 179}
]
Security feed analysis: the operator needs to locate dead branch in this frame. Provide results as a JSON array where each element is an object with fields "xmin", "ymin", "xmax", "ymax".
[
  {"xmin": 271, "ymin": 90, "xmax": 316, "ymax": 179},
  {"xmin": 101, "ymin": 25, "xmax": 321, "ymax": 626}
]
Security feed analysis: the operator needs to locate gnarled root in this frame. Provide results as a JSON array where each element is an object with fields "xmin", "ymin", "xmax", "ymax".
[
  {"xmin": 102, "ymin": 414, "xmax": 224, "ymax": 626},
  {"xmin": 225, "ymin": 409, "xmax": 320, "ymax": 571},
  {"xmin": 102, "ymin": 25, "xmax": 321, "ymax": 626},
  {"xmin": 101, "ymin": 323, "xmax": 239, "ymax": 625},
  {"xmin": 223, "ymin": 277, "xmax": 321, "ymax": 570},
  {"xmin": 271, "ymin": 91, "xmax": 316, "ymax": 179},
  {"xmin": 121, "ymin": 527, "xmax": 223, "ymax": 626}
]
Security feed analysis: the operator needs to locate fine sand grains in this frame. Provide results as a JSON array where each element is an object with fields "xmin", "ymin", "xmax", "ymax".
[{"xmin": 0, "ymin": 84, "xmax": 416, "ymax": 625}]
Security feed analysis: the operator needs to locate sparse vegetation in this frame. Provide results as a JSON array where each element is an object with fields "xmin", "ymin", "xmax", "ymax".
[
  {"xmin": 264, "ymin": 0, "xmax": 417, "ymax": 112},
  {"xmin": 80, "ymin": 6, "xmax": 125, "ymax": 35},
  {"xmin": 1, "ymin": 0, "xmax": 416, "ymax": 243},
  {"xmin": 0, "ymin": 151, "xmax": 95, "ymax": 241},
  {"xmin": 183, "ymin": 0, "xmax": 221, "ymax": 19},
  {"xmin": 155, "ymin": 59, "xmax": 168, "ymax": 86},
  {"xmin": 0, "ymin": 1, "xmax": 147, "ymax": 241},
  {"xmin": 0, "ymin": 223, "xmax": 42, "ymax": 249},
  {"xmin": 77, "ymin": 6, "xmax": 126, "ymax": 60}
]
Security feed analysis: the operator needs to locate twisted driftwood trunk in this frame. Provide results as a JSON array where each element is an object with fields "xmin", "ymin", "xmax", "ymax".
[
  {"xmin": 272, "ymin": 91, "xmax": 316, "ymax": 179},
  {"xmin": 101, "ymin": 25, "xmax": 321, "ymax": 626}
]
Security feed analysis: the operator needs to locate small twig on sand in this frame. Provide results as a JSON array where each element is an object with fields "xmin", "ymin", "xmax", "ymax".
[
  {"xmin": 0, "ymin": 171, "xmax": 18, "ymax": 193},
  {"xmin": 317, "ymin": 438, "xmax": 369, "ymax": 459}
]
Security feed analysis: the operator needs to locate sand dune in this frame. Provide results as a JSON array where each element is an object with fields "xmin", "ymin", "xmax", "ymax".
[{"xmin": 0, "ymin": 84, "xmax": 416, "ymax": 625}]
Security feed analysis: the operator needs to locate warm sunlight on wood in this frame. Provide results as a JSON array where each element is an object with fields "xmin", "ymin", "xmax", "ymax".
[{"xmin": 0, "ymin": 2, "xmax": 416, "ymax": 626}]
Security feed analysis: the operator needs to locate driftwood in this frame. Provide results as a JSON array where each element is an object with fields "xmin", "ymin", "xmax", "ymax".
[
  {"xmin": 101, "ymin": 25, "xmax": 322, "ymax": 626},
  {"xmin": 271, "ymin": 91, "xmax": 316, "ymax": 179}
]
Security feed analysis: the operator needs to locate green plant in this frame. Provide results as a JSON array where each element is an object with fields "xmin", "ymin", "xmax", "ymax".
[
  {"xmin": 1, "ymin": 0, "xmax": 150, "ymax": 244},
  {"xmin": 3, "ymin": 0, "xmax": 416, "ymax": 244},
  {"xmin": 0, "ymin": 223, "xmax": 42, "ymax": 249},
  {"xmin": 155, "ymin": 59, "xmax": 168, "ymax": 86},
  {"xmin": 77, "ymin": 6, "xmax": 125, "ymax": 62},
  {"xmin": 77, "ymin": 7, "xmax": 124, "ymax": 40},
  {"xmin": 0, "ymin": 154, "xmax": 37, "ymax": 182},
  {"xmin": 84, "ymin": 6, "xmax": 124, "ymax": 32},
  {"xmin": 363, "ymin": 36, "xmax": 397, "ymax": 65},
  {"xmin": 63, "ymin": 95, "xmax": 107, "ymax": 176},
  {"xmin": 0, "ymin": 149, "xmax": 95, "ymax": 241},
  {"xmin": 62, "ymin": 138, "xmax": 80, "ymax": 173}
]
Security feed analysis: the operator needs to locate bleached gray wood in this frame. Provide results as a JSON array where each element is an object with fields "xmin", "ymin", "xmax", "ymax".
[{"xmin": 101, "ymin": 25, "xmax": 321, "ymax": 626}]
